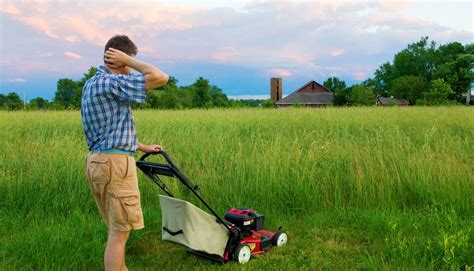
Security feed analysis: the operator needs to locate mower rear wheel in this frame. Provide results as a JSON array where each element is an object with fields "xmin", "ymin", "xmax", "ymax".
[
  {"xmin": 273, "ymin": 231, "xmax": 288, "ymax": 247},
  {"xmin": 234, "ymin": 244, "xmax": 251, "ymax": 264}
]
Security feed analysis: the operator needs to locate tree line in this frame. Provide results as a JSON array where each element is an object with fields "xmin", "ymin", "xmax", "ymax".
[
  {"xmin": 1, "ymin": 37, "xmax": 472, "ymax": 110},
  {"xmin": 324, "ymin": 37, "xmax": 473, "ymax": 106}
]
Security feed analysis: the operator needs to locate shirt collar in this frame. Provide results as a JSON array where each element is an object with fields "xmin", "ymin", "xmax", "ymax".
[{"xmin": 99, "ymin": 65, "xmax": 112, "ymax": 74}]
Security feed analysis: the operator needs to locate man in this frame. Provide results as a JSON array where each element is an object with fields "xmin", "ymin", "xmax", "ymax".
[{"xmin": 81, "ymin": 34, "xmax": 168, "ymax": 271}]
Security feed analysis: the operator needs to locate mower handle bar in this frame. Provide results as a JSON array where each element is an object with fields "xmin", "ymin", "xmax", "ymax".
[
  {"xmin": 139, "ymin": 150, "xmax": 174, "ymax": 166},
  {"xmin": 137, "ymin": 150, "xmax": 234, "ymax": 233}
]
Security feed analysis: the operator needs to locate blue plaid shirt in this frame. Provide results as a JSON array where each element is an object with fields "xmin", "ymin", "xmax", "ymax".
[{"xmin": 81, "ymin": 66, "xmax": 146, "ymax": 152}]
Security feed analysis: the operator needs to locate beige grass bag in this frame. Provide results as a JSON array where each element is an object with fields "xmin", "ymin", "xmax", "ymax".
[{"xmin": 159, "ymin": 195, "xmax": 229, "ymax": 256}]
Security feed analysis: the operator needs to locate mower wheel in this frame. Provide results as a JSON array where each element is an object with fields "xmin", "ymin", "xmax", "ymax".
[
  {"xmin": 273, "ymin": 231, "xmax": 288, "ymax": 247},
  {"xmin": 234, "ymin": 244, "xmax": 251, "ymax": 264}
]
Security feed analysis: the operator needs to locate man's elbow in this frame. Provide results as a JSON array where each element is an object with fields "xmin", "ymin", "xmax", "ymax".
[{"xmin": 146, "ymin": 73, "xmax": 169, "ymax": 90}]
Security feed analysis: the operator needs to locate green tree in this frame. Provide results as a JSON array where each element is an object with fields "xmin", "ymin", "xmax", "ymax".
[
  {"xmin": 73, "ymin": 66, "xmax": 98, "ymax": 109},
  {"xmin": 0, "ymin": 94, "xmax": 7, "ymax": 109},
  {"xmin": 432, "ymin": 43, "xmax": 472, "ymax": 101},
  {"xmin": 372, "ymin": 37, "xmax": 436, "ymax": 94},
  {"xmin": 191, "ymin": 77, "xmax": 212, "ymax": 108},
  {"xmin": 393, "ymin": 36, "xmax": 436, "ymax": 81},
  {"xmin": 373, "ymin": 62, "xmax": 397, "ymax": 93},
  {"xmin": 5, "ymin": 92, "xmax": 24, "ymax": 110},
  {"xmin": 391, "ymin": 75, "xmax": 427, "ymax": 104},
  {"xmin": 29, "ymin": 97, "xmax": 49, "ymax": 110},
  {"xmin": 161, "ymin": 88, "xmax": 181, "ymax": 109},
  {"xmin": 54, "ymin": 78, "xmax": 78, "ymax": 109},
  {"xmin": 422, "ymin": 79, "xmax": 454, "ymax": 105},
  {"xmin": 323, "ymin": 77, "xmax": 348, "ymax": 105},
  {"xmin": 209, "ymin": 85, "xmax": 229, "ymax": 107},
  {"xmin": 323, "ymin": 77, "xmax": 346, "ymax": 92},
  {"xmin": 347, "ymin": 84, "xmax": 375, "ymax": 106}
]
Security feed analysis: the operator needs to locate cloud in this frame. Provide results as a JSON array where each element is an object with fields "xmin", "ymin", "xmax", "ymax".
[
  {"xmin": 212, "ymin": 47, "xmax": 239, "ymax": 63},
  {"xmin": 64, "ymin": 35, "xmax": 80, "ymax": 42},
  {"xmin": 64, "ymin": 51, "xmax": 81, "ymax": 60},
  {"xmin": 353, "ymin": 72, "xmax": 367, "ymax": 80},
  {"xmin": 330, "ymin": 49, "xmax": 345, "ymax": 57},
  {"xmin": 267, "ymin": 69, "xmax": 293, "ymax": 77},
  {"xmin": 39, "ymin": 52, "xmax": 53, "ymax": 57},
  {"xmin": 6, "ymin": 78, "xmax": 26, "ymax": 83},
  {"xmin": 1, "ymin": 0, "xmax": 473, "ymax": 97},
  {"xmin": 0, "ymin": 4, "xmax": 21, "ymax": 15}
]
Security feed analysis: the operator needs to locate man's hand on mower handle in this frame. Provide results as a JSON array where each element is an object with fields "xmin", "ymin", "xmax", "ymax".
[{"xmin": 138, "ymin": 143, "xmax": 163, "ymax": 153}]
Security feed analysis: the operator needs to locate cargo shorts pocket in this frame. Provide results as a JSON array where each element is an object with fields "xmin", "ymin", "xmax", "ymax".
[
  {"xmin": 87, "ymin": 156, "xmax": 111, "ymax": 195},
  {"xmin": 108, "ymin": 190, "xmax": 142, "ymax": 226},
  {"xmin": 87, "ymin": 156, "xmax": 110, "ymax": 183}
]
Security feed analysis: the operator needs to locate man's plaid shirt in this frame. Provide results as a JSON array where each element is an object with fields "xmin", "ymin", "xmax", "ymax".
[{"xmin": 81, "ymin": 66, "xmax": 146, "ymax": 152}]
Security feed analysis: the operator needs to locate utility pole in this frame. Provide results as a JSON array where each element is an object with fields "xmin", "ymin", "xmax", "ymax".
[
  {"xmin": 22, "ymin": 89, "xmax": 26, "ymax": 110},
  {"xmin": 467, "ymin": 89, "xmax": 471, "ymax": 106},
  {"xmin": 468, "ymin": 68, "xmax": 473, "ymax": 106}
]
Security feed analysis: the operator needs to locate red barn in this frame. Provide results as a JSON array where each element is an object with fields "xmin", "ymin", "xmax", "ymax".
[{"xmin": 275, "ymin": 81, "xmax": 334, "ymax": 108}]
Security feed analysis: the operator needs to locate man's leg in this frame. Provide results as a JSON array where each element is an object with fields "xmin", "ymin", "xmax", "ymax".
[{"xmin": 105, "ymin": 229, "xmax": 130, "ymax": 271}]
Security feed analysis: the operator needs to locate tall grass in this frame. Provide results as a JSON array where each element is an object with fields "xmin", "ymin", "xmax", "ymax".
[{"xmin": 0, "ymin": 107, "xmax": 473, "ymax": 270}]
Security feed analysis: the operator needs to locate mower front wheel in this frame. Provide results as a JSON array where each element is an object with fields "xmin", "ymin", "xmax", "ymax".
[
  {"xmin": 234, "ymin": 244, "xmax": 251, "ymax": 264},
  {"xmin": 273, "ymin": 231, "xmax": 288, "ymax": 247}
]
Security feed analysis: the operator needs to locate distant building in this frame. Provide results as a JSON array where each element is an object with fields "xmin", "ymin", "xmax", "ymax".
[
  {"xmin": 270, "ymin": 78, "xmax": 283, "ymax": 102},
  {"xmin": 376, "ymin": 97, "xmax": 410, "ymax": 106},
  {"xmin": 275, "ymin": 80, "xmax": 333, "ymax": 108}
]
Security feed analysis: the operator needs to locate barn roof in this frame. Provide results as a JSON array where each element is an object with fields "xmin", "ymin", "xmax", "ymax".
[
  {"xmin": 276, "ymin": 92, "xmax": 334, "ymax": 105},
  {"xmin": 294, "ymin": 80, "xmax": 331, "ymax": 93},
  {"xmin": 275, "ymin": 80, "xmax": 334, "ymax": 105},
  {"xmin": 377, "ymin": 97, "xmax": 410, "ymax": 105}
]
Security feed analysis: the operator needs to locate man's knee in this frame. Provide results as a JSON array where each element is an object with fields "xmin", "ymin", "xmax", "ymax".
[{"xmin": 108, "ymin": 230, "xmax": 130, "ymax": 243}]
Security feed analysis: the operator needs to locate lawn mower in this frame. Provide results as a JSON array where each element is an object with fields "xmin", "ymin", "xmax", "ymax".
[{"xmin": 136, "ymin": 151, "xmax": 288, "ymax": 264}]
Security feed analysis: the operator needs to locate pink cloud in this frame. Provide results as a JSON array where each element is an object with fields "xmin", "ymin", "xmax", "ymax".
[
  {"xmin": 0, "ymin": 4, "xmax": 21, "ymax": 15},
  {"xmin": 267, "ymin": 69, "xmax": 293, "ymax": 77},
  {"xmin": 64, "ymin": 35, "xmax": 80, "ymax": 42},
  {"xmin": 330, "ymin": 49, "xmax": 345, "ymax": 57},
  {"xmin": 378, "ymin": 0, "xmax": 410, "ymax": 13},
  {"xmin": 212, "ymin": 47, "xmax": 238, "ymax": 63},
  {"xmin": 64, "ymin": 51, "xmax": 81, "ymax": 60},
  {"xmin": 353, "ymin": 71, "xmax": 367, "ymax": 80}
]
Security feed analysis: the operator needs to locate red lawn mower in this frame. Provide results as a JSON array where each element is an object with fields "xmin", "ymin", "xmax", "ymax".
[{"xmin": 136, "ymin": 151, "xmax": 288, "ymax": 264}]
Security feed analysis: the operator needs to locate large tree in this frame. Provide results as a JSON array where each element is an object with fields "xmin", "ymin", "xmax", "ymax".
[
  {"xmin": 54, "ymin": 78, "xmax": 78, "ymax": 109},
  {"xmin": 29, "ymin": 97, "xmax": 49, "ymax": 110},
  {"xmin": 392, "ymin": 37, "xmax": 436, "ymax": 81},
  {"xmin": 4, "ymin": 92, "xmax": 24, "ymax": 110},
  {"xmin": 191, "ymin": 77, "xmax": 212, "ymax": 108},
  {"xmin": 432, "ymin": 42, "xmax": 472, "ymax": 100},
  {"xmin": 391, "ymin": 75, "xmax": 427, "ymax": 103},
  {"xmin": 422, "ymin": 79, "xmax": 454, "ymax": 105},
  {"xmin": 347, "ymin": 84, "xmax": 375, "ymax": 106},
  {"xmin": 73, "ymin": 66, "xmax": 98, "ymax": 108},
  {"xmin": 323, "ymin": 77, "xmax": 348, "ymax": 105}
]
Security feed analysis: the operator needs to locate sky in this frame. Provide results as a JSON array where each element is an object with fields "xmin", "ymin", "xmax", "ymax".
[{"xmin": 0, "ymin": 0, "xmax": 473, "ymax": 100}]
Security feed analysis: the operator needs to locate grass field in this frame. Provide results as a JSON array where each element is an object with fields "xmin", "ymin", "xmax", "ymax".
[{"xmin": 0, "ymin": 107, "xmax": 473, "ymax": 270}]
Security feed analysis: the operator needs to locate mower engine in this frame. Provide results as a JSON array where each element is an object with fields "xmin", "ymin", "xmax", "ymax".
[{"xmin": 223, "ymin": 208, "xmax": 288, "ymax": 264}]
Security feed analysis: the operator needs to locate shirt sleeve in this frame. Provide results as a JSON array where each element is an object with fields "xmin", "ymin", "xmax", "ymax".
[{"xmin": 111, "ymin": 73, "xmax": 147, "ymax": 104}]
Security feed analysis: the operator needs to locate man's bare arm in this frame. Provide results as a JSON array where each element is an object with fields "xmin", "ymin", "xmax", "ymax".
[
  {"xmin": 138, "ymin": 142, "xmax": 163, "ymax": 153},
  {"xmin": 104, "ymin": 48, "xmax": 169, "ymax": 90}
]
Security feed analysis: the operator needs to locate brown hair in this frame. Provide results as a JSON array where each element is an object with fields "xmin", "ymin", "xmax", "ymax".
[{"xmin": 104, "ymin": 35, "xmax": 138, "ymax": 56}]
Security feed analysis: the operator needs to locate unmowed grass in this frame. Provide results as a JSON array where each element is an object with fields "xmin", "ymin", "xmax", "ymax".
[{"xmin": 0, "ymin": 107, "xmax": 473, "ymax": 270}]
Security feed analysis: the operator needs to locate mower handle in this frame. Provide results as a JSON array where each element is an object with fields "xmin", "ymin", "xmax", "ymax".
[
  {"xmin": 137, "ymin": 151, "xmax": 234, "ymax": 233},
  {"xmin": 139, "ymin": 150, "xmax": 175, "ymax": 167}
]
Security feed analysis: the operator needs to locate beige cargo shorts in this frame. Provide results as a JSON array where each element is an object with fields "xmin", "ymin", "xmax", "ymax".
[{"xmin": 85, "ymin": 152, "xmax": 144, "ymax": 231}]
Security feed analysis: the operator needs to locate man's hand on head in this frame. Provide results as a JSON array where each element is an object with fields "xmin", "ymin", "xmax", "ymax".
[{"xmin": 104, "ymin": 48, "xmax": 131, "ymax": 69}]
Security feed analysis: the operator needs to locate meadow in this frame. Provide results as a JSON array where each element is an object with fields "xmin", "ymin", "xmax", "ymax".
[{"xmin": 0, "ymin": 107, "xmax": 473, "ymax": 270}]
